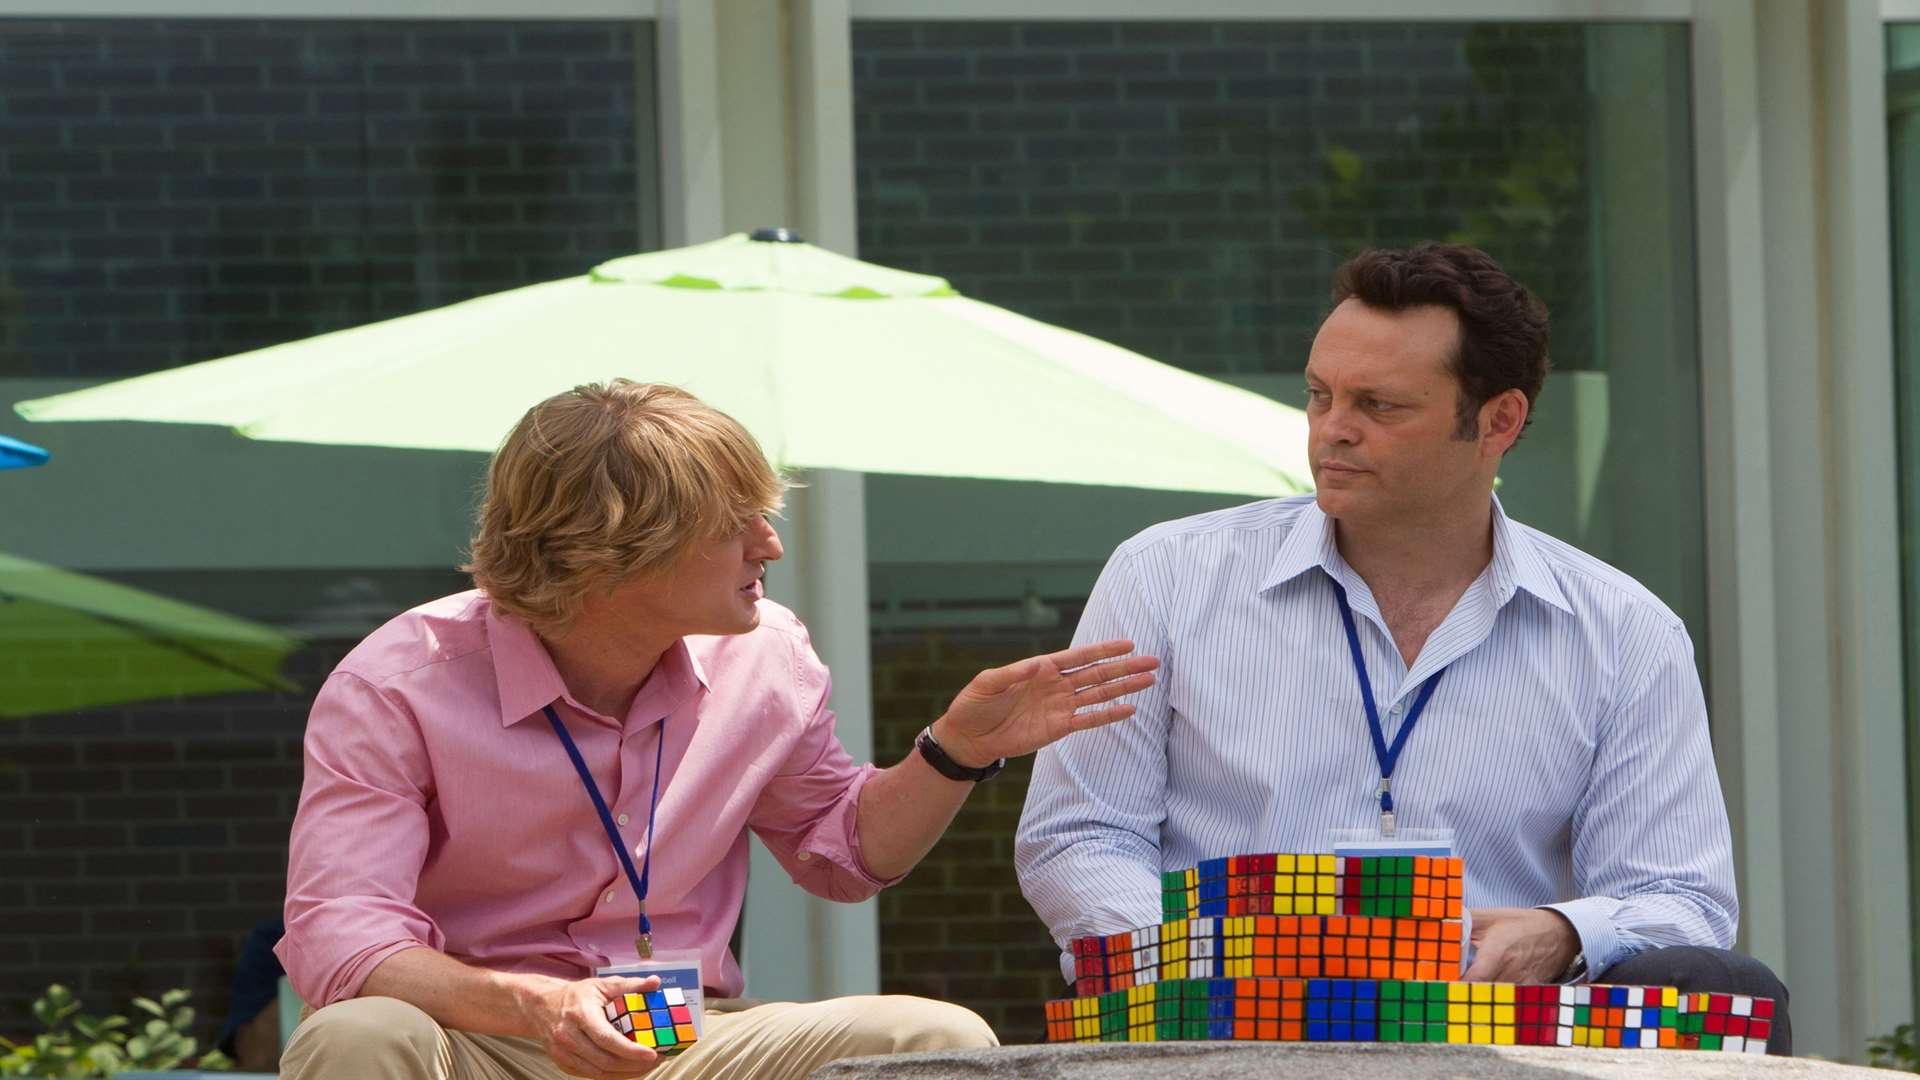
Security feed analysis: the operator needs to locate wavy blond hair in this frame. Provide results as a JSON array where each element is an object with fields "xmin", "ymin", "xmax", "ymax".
[{"xmin": 464, "ymin": 380, "xmax": 786, "ymax": 634}]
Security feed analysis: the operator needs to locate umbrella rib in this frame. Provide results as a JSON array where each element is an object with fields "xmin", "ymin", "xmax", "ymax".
[{"xmin": 0, "ymin": 590, "xmax": 296, "ymax": 695}]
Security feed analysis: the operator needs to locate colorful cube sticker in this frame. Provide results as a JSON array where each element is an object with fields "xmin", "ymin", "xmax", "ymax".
[{"xmin": 603, "ymin": 986, "xmax": 700, "ymax": 1056}]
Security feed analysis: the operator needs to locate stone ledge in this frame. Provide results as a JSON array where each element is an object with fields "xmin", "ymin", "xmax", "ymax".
[{"xmin": 812, "ymin": 1042, "xmax": 1881, "ymax": 1079}]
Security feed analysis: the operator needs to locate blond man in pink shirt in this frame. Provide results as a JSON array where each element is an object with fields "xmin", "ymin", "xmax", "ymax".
[{"xmin": 275, "ymin": 381, "xmax": 1157, "ymax": 1080}]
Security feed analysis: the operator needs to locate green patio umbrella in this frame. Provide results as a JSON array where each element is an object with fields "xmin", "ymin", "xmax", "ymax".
[
  {"xmin": 15, "ymin": 232, "xmax": 1312, "ymax": 497},
  {"xmin": 0, "ymin": 551, "xmax": 300, "ymax": 718}
]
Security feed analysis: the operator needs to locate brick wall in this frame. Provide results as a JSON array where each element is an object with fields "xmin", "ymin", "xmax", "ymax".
[
  {"xmin": 0, "ymin": 639, "xmax": 346, "ymax": 1045},
  {"xmin": 0, "ymin": 17, "xmax": 647, "ymax": 378},
  {"xmin": 852, "ymin": 20, "xmax": 1599, "ymax": 377}
]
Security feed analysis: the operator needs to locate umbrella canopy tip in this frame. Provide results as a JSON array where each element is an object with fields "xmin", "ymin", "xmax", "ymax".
[{"xmin": 748, "ymin": 227, "xmax": 805, "ymax": 244}]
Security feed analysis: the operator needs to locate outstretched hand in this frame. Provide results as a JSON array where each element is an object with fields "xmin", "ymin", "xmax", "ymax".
[{"xmin": 931, "ymin": 639, "xmax": 1159, "ymax": 768}]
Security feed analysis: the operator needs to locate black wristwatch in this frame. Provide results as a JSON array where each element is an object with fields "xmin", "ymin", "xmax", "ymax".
[{"xmin": 915, "ymin": 725, "xmax": 1005, "ymax": 783}]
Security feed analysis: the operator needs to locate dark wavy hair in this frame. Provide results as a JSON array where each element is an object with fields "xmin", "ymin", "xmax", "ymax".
[{"xmin": 1330, "ymin": 243, "xmax": 1550, "ymax": 442}]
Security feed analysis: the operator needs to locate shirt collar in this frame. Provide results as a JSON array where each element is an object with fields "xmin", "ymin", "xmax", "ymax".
[
  {"xmin": 1487, "ymin": 493, "xmax": 1573, "ymax": 616},
  {"xmin": 1258, "ymin": 494, "xmax": 1573, "ymax": 616},
  {"xmin": 485, "ymin": 600, "xmax": 711, "ymax": 729},
  {"xmin": 1259, "ymin": 498, "xmax": 1344, "ymax": 594}
]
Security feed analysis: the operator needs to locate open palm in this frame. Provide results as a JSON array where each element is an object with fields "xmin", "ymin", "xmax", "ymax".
[{"xmin": 935, "ymin": 639, "xmax": 1159, "ymax": 766}]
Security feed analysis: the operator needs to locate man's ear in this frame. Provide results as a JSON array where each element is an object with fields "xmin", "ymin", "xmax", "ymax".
[{"xmin": 1481, "ymin": 388, "xmax": 1529, "ymax": 456}]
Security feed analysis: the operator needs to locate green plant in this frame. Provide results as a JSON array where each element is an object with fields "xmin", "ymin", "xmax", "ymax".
[
  {"xmin": 0, "ymin": 985, "xmax": 232, "ymax": 1077},
  {"xmin": 1872, "ymin": 1023, "xmax": 1920, "ymax": 1071}
]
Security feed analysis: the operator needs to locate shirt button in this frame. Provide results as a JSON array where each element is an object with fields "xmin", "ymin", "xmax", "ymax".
[
  {"xmin": 797, "ymin": 851, "xmax": 812, "ymax": 862},
  {"xmin": 605, "ymin": 890, "xmax": 616, "ymax": 904},
  {"xmin": 617, "ymin": 813, "xmax": 630, "ymax": 827}
]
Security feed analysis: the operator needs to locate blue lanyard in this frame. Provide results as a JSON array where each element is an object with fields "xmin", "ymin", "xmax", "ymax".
[
  {"xmin": 544, "ymin": 704, "xmax": 665, "ymax": 960},
  {"xmin": 1332, "ymin": 581, "xmax": 1445, "ymax": 836}
]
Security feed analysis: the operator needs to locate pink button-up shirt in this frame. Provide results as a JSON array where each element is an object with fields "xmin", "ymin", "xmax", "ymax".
[{"xmin": 276, "ymin": 590, "xmax": 891, "ymax": 1006}]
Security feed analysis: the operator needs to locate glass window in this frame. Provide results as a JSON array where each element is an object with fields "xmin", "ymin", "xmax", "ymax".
[
  {"xmin": 1886, "ymin": 19, "xmax": 1920, "ymax": 1011},
  {"xmin": 0, "ymin": 17, "xmax": 656, "ymax": 1061},
  {"xmin": 854, "ymin": 19, "xmax": 1698, "ymax": 1042}
]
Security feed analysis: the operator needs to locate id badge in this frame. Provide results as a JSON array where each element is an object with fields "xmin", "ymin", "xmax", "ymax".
[
  {"xmin": 1325, "ymin": 827, "xmax": 1469, "ymax": 975},
  {"xmin": 597, "ymin": 950, "xmax": 706, "ymax": 1036},
  {"xmin": 1325, "ymin": 826, "xmax": 1454, "ymax": 860}
]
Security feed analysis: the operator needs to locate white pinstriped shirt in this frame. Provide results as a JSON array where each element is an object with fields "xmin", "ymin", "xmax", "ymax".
[{"xmin": 1016, "ymin": 495, "xmax": 1737, "ymax": 983}]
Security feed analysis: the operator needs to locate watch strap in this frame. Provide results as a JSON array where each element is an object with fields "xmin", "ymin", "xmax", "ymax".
[{"xmin": 915, "ymin": 725, "xmax": 1005, "ymax": 783}]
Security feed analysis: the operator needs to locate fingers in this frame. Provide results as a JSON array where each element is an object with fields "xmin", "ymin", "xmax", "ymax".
[
  {"xmin": 1070, "ymin": 672, "xmax": 1158, "ymax": 707},
  {"xmin": 1460, "ymin": 948, "xmax": 1502, "ymax": 983},
  {"xmin": 598, "ymin": 975, "xmax": 662, "ymax": 996},
  {"xmin": 573, "ymin": 1008, "xmax": 661, "ymax": 1067},
  {"xmin": 556, "ymin": 985, "xmax": 661, "ymax": 1079},
  {"xmin": 1062, "ymin": 703, "xmax": 1137, "ymax": 733},
  {"xmin": 1045, "ymin": 639, "xmax": 1139, "ymax": 672},
  {"xmin": 1065, "ymin": 654, "xmax": 1160, "ymax": 691},
  {"xmin": 552, "ymin": 1045, "xmax": 657, "ymax": 1080}
]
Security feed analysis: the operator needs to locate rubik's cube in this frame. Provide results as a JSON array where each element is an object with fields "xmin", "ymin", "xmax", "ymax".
[
  {"xmin": 1675, "ymin": 991, "xmax": 1775, "ymax": 1054},
  {"xmin": 1049, "ymin": 850, "xmax": 1776, "ymax": 1055},
  {"xmin": 602, "ymin": 988, "xmax": 699, "ymax": 1056},
  {"xmin": 1163, "ymin": 855, "xmax": 1464, "ymax": 920},
  {"xmin": 1044, "ymin": 977, "xmax": 1775, "ymax": 1054},
  {"xmin": 1071, "ymin": 913, "xmax": 1463, "ymax": 995}
]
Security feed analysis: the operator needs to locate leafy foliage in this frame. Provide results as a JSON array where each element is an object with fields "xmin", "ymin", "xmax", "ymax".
[
  {"xmin": 1871, "ymin": 1023, "xmax": 1920, "ymax": 1072},
  {"xmin": 0, "ymin": 985, "xmax": 232, "ymax": 1077}
]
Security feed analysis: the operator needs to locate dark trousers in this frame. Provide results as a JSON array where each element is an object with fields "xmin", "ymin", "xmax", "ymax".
[{"xmin": 1595, "ymin": 946, "xmax": 1791, "ymax": 1055}]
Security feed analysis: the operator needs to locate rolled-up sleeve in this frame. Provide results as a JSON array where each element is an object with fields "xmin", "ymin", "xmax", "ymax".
[
  {"xmin": 275, "ymin": 672, "xmax": 446, "ymax": 1006},
  {"xmin": 745, "ymin": 628, "xmax": 897, "ymax": 903}
]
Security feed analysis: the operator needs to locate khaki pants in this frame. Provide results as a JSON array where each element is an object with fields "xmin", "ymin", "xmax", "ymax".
[{"xmin": 279, "ymin": 994, "xmax": 998, "ymax": 1080}]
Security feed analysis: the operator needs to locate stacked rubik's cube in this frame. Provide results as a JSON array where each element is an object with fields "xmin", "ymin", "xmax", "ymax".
[
  {"xmin": 602, "ymin": 987, "xmax": 699, "ymax": 1056},
  {"xmin": 1044, "ymin": 852, "xmax": 1774, "ymax": 1055}
]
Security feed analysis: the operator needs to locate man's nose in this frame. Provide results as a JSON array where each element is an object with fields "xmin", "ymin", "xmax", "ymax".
[
  {"xmin": 1313, "ymin": 401, "xmax": 1362, "ymax": 444},
  {"xmin": 753, "ymin": 518, "xmax": 784, "ymax": 562}
]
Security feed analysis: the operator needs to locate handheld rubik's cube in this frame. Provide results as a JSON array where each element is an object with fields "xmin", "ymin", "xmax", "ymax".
[
  {"xmin": 602, "ymin": 987, "xmax": 699, "ymax": 1056},
  {"xmin": 1047, "ymin": 851, "xmax": 1775, "ymax": 1056}
]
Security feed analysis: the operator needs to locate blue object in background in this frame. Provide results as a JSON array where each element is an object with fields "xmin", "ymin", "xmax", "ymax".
[{"xmin": 0, "ymin": 434, "xmax": 49, "ymax": 470}]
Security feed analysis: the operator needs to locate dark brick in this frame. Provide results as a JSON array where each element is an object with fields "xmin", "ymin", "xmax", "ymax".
[
  {"xmin": 65, "ymin": 119, "xmax": 170, "ymax": 146},
  {"xmin": 876, "ymin": 55, "xmax": 967, "ymax": 79},
  {"xmin": 172, "ymin": 118, "xmax": 270, "ymax": 144},
  {"xmin": 81, "ymin": 852, "xmax": 182, "ymax": 878},
  {"xmin": 30, "ymin": 824, "xmax": 127, "ymax": 849},
  {"xmin": 1021, "ymin": 79, "xmax": 1116, "ymax": 104},
  {"xmin": 209, "ymin": 89, "xmax": 309, "ymax": 116},
  {"xmin": 0, "ymin": 796, "xmax": 78, "ymax": 823},
  {"xmin": 108, "ymin": 91, "xmax": 206, "ymax": 118},
  {"xmin": 105, "ymin": 32, "xmax": 207, "ymax": 62},
  {"xmin": 1020, "ymin": 24, "xmax": 1116, "ymax": 48},
  {"xmin": 63, "ymin": 64, "xmax": 158, "ymax": 89},
  {"xmin": 27, "ymin": 767, "xmax": 130, "ymax": 795},
  {"xmin": 132, "ymin": 823, "xmax": 228, "ymax": 848},
  {"xmin": 69, "ymin": 175, "xmax": 166, "ymax": 201},
  {"xmin": 2, "ymin": 33, "xmax": 99, "ymax": 62},
  {"xmin": 0, "ymin": 62, "xmax": 55, "ymax": 89},
  {"xmin": 9, "ymin": 146, "xmax": 101, "ymax": 173},
  {"xmin": 208, "ymin": 31, "xmax": 304, "ymax": 63}
]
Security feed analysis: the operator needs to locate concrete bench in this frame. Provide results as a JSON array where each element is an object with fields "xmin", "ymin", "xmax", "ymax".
[{"xmin": 813, "ymin": 1042, "xmax": 1883, "ymax": 1078}]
